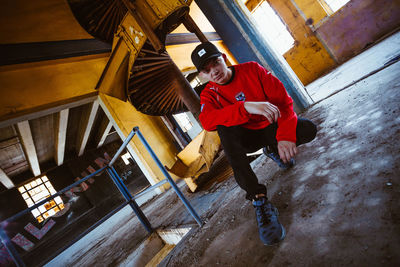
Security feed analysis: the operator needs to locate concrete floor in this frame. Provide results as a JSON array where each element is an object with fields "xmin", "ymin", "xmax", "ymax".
[
  {"xmin": 47, "ymin": 33, "xmax": 400, "ymax": 267},
  {"xmin": 307, "ymin": 31, "xmax": 400, "ymax": 102}
]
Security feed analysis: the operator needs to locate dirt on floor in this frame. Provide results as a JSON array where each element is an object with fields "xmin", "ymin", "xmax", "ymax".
[{"xmin": 157, "ymin": 61, "xmax": 400, "ymax": 266}]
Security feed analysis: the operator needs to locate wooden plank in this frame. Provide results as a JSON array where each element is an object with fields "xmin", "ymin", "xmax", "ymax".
[
  {"xmin": 4, "ymin": 161, "xmax": 28, "ymax": 174},
  {"xmin": 0, "ymin": 167, "xmax": 14, "ymax": 189},
  {"xmin": 16, "ymin": 120, "xmax": 41, "ymax": 177},
  {"xmin": 96, "ymin": 119, "xmax": 113, "ymax": 148},
  {"xmin": 0, "ymin": 136, "xmax": 19, "ymax": 149},
  {"xmin": 54, "ymin": 109, "xmax": 69, "ymax": 166},
  {"xmin": 77, "ymin": 100, "xmax": 99, "ymax": 156},
  {"xmin": 1, "ymin": 39, "xmax": 111, "ymax": 66}
]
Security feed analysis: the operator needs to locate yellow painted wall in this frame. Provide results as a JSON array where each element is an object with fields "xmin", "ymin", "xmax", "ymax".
[
  {"xmin": 0, "ymin": 55, "xmax": 108, "ymax": 121},
  {"xmin": 0, "ymin": 0, "xmax": 92, "ymax": 44},
  {"xmin": 291, "ymin": 0, "xmax": 329, "ymax": 25},
  {"xmin": 173, "ymin": 2, "xmax": 216, "ymax": 33},
  {"xmin": 267, "ymin": 0, "xmax": 337, "ymax": 85},
  {"xmin": 100, "ymin": 94, "xmax": 178, "ymax": 185}
]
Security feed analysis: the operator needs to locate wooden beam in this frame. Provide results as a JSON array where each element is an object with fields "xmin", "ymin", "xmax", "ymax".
[
  {"xmin": 96, "ymin": 119, "xmax": 113, "ymax": 148},
  {"xmin": 165, "ymin": 32, "xmax": 221, "ymax": 46},
  {"xmin": 16, "ymin": 120, "xmax": 41, "ymax": 177},
  {"xmin": 0, "ymin": 168, "xmax": 14, "ymax": 189},
  {"xmin": 77, "ymin": 100, "xmax": 99, "ymax": 156},
  {"xmin": 0, "ymin": 94, "xmax": 98, "ymax": 129},
  {"xmin": 54, "ymin": 109, "xmax": 69, "ymax": 166},
  {"xmin": 1, "ymin": 39, "xmax": 111, "ymax": 66}
]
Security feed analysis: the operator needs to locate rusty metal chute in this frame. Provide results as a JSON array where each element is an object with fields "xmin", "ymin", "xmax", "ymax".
[
  {"xmin": 127, "ymin": 41, "xmax": 189, "ymax": 115},
  {"xmin": 67, "ymin": 0, "xmax": 127, "ymax": 44},
  {"xmin": 67, "ymin": 0, "xmax": 201, "ymax": 117}
]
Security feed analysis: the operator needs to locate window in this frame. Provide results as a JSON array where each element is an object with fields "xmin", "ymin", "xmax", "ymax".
[
  {"xmin": 18, "ymin": 176, "xmax": 64, "ymax": 223},
  {"xmin": 324, "ymin": 0, "xmax": 350, "ymax": 12},
  {"xmin": 173, "ymin": 113, "xmax": 193, "ymax": 132},
  {"xmin": 244, "ymin": 1, "xmax": 295, "ymax": 55},
  {"xmin": 121, "ymin": 152, "xmax": 131, "ymax": 165}
]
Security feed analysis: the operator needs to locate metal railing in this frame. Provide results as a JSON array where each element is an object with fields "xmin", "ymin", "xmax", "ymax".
[{"xmin": 0, "ymin": 126, "xmax": 203, "ymax": 267}]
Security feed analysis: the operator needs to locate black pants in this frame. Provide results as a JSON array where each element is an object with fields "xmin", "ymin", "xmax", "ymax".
[{"xmin": 217, "ymin": 118, "xmax": 317, "ymax": 200}]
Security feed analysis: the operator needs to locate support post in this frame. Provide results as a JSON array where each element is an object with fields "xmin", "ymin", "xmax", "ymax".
[
  {"xmin": 134, "ymin": 127, "xmax": 203, "ymax": 226},
  {"xmin": 182, "ymin": 14, "xmax": 208, "ymax": 43},
  {"xmin": 170, "ymin": 60, "xmax": 201, "ymax": 121},
  {"xmin": 0, "ymin": 226, "xmax": 26, "ymax": 267},
  {"xmin": 106, "ymin": 167, "xmax": 153, "ymax": 233}
]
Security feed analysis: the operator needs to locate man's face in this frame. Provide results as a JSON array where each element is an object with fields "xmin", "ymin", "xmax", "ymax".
[{"xmin": 199, "ymin": 56, "xmax": 231, "ymax": 84}]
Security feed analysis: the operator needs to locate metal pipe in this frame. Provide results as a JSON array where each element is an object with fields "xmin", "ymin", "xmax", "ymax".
[
  {"xmin": 170, "ymin": 60, "xmax": 201, "ymax": 121},
  {"xmin": 0, "ymin": 227, "xmax": 26, "ymax": 267},
  {"xmin": 106, "ymin": 167, "xmax": 153, "ymax": 233},
  {"xmin": 2, "ymin": 166, "xmax": 107, "ymax": 224},
  {"xmin": 133, "ymin": 179, "xmax": 168, "ymax": 200},
  {"xmin": 133, "ymin": 127, "xmax": 203, "ymax": 226},
  {"xmin": 182, "ymin": 13, "xmax": 208, "ymax": 43},
  {"xmin": 108, "ymin": 129, "xmax": 137, "ymax": 166}
]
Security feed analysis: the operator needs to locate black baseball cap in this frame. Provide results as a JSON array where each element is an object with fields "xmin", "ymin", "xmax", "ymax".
[{"xmin": 191, "ymin": 42, "xmax": 222, "ymax": 71}]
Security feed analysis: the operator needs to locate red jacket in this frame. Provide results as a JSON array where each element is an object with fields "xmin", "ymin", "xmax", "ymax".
[{"xmin": 199, "ymin": 61, "xmax": 298, "ymax": 143}]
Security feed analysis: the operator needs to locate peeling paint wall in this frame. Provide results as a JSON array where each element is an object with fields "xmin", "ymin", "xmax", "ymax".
[
  {"xmin": 315, "ymin": 0, "xmax": 400, "ymax": 63},
  {"xmin": 267, "ymin": 0, "xmax": 337, "ymax": 85}
]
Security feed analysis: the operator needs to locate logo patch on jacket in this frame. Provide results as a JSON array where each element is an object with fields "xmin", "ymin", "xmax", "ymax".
[{"xmin": 235, "ymin": 92, "xmax": 246, "ymax": 101}]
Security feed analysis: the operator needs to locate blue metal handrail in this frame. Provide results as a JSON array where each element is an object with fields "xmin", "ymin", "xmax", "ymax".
[{"xmin": 0, "ymin": 126, "xmax": 203, "ymax": 267}]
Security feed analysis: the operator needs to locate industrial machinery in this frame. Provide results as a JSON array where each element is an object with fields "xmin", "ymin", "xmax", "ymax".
[{"xmin": 68, "ymin": 0, "xmax": 207, "ymax": 117}]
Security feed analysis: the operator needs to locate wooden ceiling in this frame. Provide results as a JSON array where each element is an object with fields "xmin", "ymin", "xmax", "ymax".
[{"xmin": 0, "ymin": 102, "xmax": 120, "ymax": 192}]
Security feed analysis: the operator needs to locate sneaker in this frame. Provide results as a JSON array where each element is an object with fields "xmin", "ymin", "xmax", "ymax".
[
  {"xmin": 253, "ymin": 197, "xmax": 286, "ymax": 246},
  {"xmin": 263, "ymin": 147, "xmax": 295, "ymax": 169}
]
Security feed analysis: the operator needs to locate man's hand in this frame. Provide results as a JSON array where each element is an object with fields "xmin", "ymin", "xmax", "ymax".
[
  {"xmin": 278, "ymin": 141, "xmax": 297, "ymax": 163},
  {"xmin": 244, "ymin": 101, "xmax": 281, "ymax": 123}
]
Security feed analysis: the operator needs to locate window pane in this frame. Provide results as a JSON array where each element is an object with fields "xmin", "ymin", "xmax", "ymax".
[
  {"xmin": 55, "ymin": 196, "xmax": 62, "ymax": 204},
  {"xmin": 32, "ymin": 209, "xmax": 40, "ymax": 217},
  {"xmin": 20, "ymin": 177, "xmax": 60, "ymax": 221},
  {"xmin": 26, "ymin": 199, "xmax": 34, "ymax": 207},
  {"xmin": 48, "ymin": 209, "xmax": 55, "ymax": 216},
  {"xmin": 39, "ymin": 205, "xmax": 46, "ymax": 213},
  {"xmin": 325, "ymin": 0, "xmax": 350, "ymax": 12},
  {"xmin": 252, "ymin": 2, "xmax": 295, "ymax": 55}
]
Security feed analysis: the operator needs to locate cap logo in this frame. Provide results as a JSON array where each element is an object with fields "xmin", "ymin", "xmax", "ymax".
[{"xmin": 198, "ymin": 48, "xmax": 206, "ymax": 57}]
